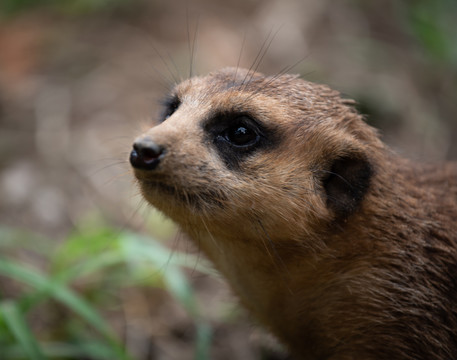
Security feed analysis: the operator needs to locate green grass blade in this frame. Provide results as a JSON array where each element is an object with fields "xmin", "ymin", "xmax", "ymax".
[
  {"xmin": 3, "ymin": 341, "xmax": 130, "ymax": 359},
  {"xmin": 0, "ymin": 258, "xmax": 131, "ymax": 360},
  {"xmin": 0, "ymin": 226, "xmax": 53, "ymax": 255},
  {"xmin": 17, "ymin": 252, "xmax": 125, "ymax": 314},
  {"xmin": 162, "ymin": 267, "xmax": 198, "ymax": 316},
  {"xmin": 194, "ymin": 322, "xmax": 212, "ymax": 360},
  {"xmin": 120, "ymin": 232, "xmax": 214, "ymax": 358},
  {"xmin": 54, "ymin": 252, "xmax": 125, "ymax": 283},
  {"xmin": 121, "ymin": 233, "xmax": 199, "ymax": 312},
  {"xmin": 120, "ymin": 232, "xmax": 214, "ymax": 276},
  {"xmin": 0, "ymin": 301, "xmax": 45, "ymax": 360},
  {"xmin": 0, "ymin": 258, "xmax": 110, "ymax": 333}
]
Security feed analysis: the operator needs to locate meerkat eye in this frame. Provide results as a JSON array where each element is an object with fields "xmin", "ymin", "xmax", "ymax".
[
  {"xmin": 208, "ymin": 114, "xmax": 276, "ymax": 169},
  {"xmin": 223, "ymin": 121, "xmax": 260, "ymax": 147},
  {"xmin": 225, "ymin": 125, "xmax": 258, "ymax": 146},
  {"xmin": 160, "ymin": 95, "xmax": 181, "ymax": 122}
]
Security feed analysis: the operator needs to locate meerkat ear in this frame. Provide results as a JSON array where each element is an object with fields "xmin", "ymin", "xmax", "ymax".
[{"xmin": 322, "ymin": 154, "xmax": 372, "ymax": 219}]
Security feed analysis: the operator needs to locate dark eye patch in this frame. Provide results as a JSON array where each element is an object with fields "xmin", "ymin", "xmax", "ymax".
[
  {"xmin": 204, "ymin": 112, "xmax": 279, "ymax": 170},
  {"xmin": 159, "ymin": 94, "xmax": 181, "ymax": 122}
]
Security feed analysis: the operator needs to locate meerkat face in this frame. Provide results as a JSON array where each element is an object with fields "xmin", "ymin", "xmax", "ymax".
[{"xmin": 130, "ymin": 68, "xmax": 374, "ymax": 242}]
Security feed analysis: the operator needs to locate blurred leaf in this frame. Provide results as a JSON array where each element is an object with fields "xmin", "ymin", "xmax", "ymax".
[
  {"xmin": 120, "ymin": 232, "xmax": 213, "ymax": 278},
  {"xmin": 121, "ymin": 232, "xmax": 198, "ymax": 311},
  {"xmin": 164, "ymin": 266, "xmax": 198, "ymax": 316},
  {"xmin": 194, "ymin": 322, "xmax": 212, "ymax": 360},
  {"xmin": 407, "ymin": 0, "xmax": 457, "ymax": 63},
  {"xmin": 3, "ymin": 341, "xmax": 131, "ymax": 359},
  {"xmin": 0, "ymin": 301, "xmax": 45, "ymax": 360},
  {"xmin": 0, "ymin": 226, "xmax": 53, "ymax": 255},
  {"xmin": 119, "ymin": 232, "xmax": 214, "ymax": 359},
  {"xmin": 0, "ymin": 0, "xmax": 138, "ymax": 17},
  {"xmin": 55, "ymin": 252, "xmax": 124, "ymax": 283},
  {"xmin": 0, "ymin": 258, "xmax": 131, "ymax": 360},
  {"xmin": 0, "ymin": 225, "xmax": 215, "ymax": 359},
  {"xmin": 54, "ymin": 0, "xmax": 127, "ymax": 15},
  {"xmin": 0, "ymin": 0, "xmax": 46, "ymax": 17},
  {"xmin": 52, "ymin": 226, "xmax": 119, "ymax": 271}
]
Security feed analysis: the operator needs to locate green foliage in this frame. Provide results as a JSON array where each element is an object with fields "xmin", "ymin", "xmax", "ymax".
[
  {"xmin": 0, "ymin": 0, "xmax": 138, "ymax": 17},
  {"xmin": 406, "ymin": 0, "xmax": 457, "ymax": 65},
  {"xmin": 0, "ymin": 301, "xmax": 45, "ymax": 360},
  {"xmin": 0, "ymin": 220, "xmax": 213, "ymax": 360}
]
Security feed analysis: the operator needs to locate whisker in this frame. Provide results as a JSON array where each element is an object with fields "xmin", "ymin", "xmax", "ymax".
[
  {"xmin": 99, "ymin": 53, "xmax": 171, "ymax": 94},
  {"xmin": 317, "ymin": 169, "xmax": 354, "ymax": 189},
  {"xmin": 147, "ymin": 41, "xmax": 181, "ymax": 87},
  {"xmin": 89, "ymin": 160, "xmax": 128, "ymax": 174},
  {"xmin": 113, "ymin": 196, "xmax": 151, "ymax": 238},
  {"xmin": 240, "ymin": 28, "xmax": 274, "ymax": 90},
  {"xmin": 158, "ymin": 230, "xmax": 180, "ymax": 275},
  {"xmin": 201, "ymin": 216, "xmax": 223, "ymax": 254},
  {"xmin": 243, "ymin": 54, "xmax": 310, "ymax": 103},
  {"xmin": 246, "ymin": 25, "xmax": 283, "ymax": 86},
  {"xmin": 232, "ymin": 30, "xmax": 247, "ymax": 87},
  {"xmin": 187, "ymin": 8, "xmax": 200, "ymax": 79},
  {"xmin": 120, "ymin": 23, "xmax": 178, "ymax": 89},
  {"xmin": 141, "ymin": 46, "xmax": 176, "ymax": 92},
  {"xmin": 167, "ymin": 50, "xmax": 183, "ymax": 84},
  {"xmin": 102, "ymin": 170, "xmax": 133, "ymax": 187},
  {"xmin": 185, "ymin": 228, "xmax": 203, "ymax": 278}
]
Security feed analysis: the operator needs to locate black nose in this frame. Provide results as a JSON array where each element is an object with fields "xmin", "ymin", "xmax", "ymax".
[{"xmin": 130, "ymin": 137, "xmax": 165, "ymax": 170}]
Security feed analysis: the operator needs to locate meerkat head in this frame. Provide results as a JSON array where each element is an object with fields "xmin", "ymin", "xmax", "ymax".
[{"xmin": 130, "ymin": 67, "xmax": 378, "ymax": 244}]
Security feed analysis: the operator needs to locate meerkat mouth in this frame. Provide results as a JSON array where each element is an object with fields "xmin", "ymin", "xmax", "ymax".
[{"xmin": 138, "ymin": 177, "xmax": 226, "ymax": 211}]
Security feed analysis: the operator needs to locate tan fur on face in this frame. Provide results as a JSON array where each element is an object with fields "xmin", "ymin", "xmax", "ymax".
[{"xmin": 132, "ymin": 68, "xmax": 457, "ymax": 360}]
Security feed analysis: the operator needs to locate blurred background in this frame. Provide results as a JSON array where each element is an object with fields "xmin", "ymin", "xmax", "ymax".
[{"xmin": 0, "ymin": 0, "xmax": 456, "ymax": 359}]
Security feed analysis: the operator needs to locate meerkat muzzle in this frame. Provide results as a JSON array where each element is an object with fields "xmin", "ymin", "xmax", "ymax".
[{"xmin": 130, "ymin": 136, "xmax": 166, "ymax": 170}]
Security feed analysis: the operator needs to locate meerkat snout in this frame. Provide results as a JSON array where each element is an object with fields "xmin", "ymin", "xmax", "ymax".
[{"xmin": 130, "ymin": 136, "xmax": 166, "ymax": 170}]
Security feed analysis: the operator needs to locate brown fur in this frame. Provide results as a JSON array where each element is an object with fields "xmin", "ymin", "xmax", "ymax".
[{"xmin": 130, "ymin": 68, "xmax": 457, "ymax": 359}]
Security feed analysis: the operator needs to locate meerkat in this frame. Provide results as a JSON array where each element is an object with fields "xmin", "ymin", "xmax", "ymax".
[{"xmin": 129, "ymin": 67, "xmax": 457, "ymax": 360}]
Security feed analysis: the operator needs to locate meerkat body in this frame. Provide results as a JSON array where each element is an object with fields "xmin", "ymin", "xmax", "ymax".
[{"xmin": 130, "ymin": 68, "xmax": 457, "ymax": 359}]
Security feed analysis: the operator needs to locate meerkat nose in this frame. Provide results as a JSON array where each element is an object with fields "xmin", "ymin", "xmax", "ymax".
[{"xmin": 130, "ymin": 136, "xmax": 165, "ymax": 170}]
